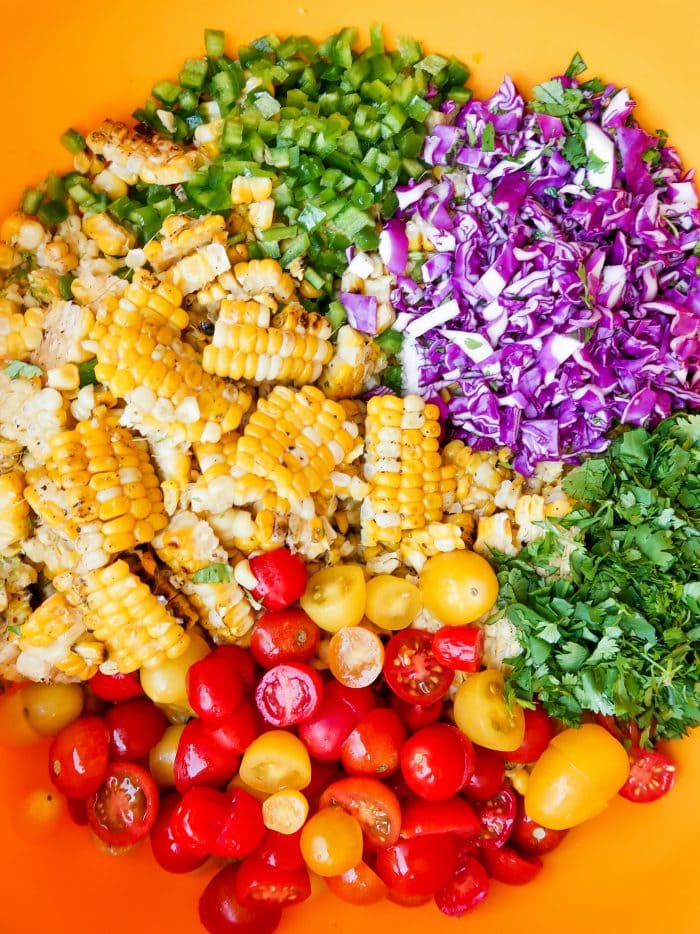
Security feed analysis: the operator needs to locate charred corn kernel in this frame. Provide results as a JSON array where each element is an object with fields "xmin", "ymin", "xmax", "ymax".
[
  {"xmin": 92, "ymin": 168, "xmax": 129, "ymax": 200},
  {"xmin": 443, "ymin": 441, "xmax": 512, "ymax": 516},
  {"xmin": 18, "ymin": 592, "xmax": 104, "ymax": 681},
  {"xmin": 0, "ymin": 376, "xmax": 68, "ymax": 461},
  {"xmin": 399, "ymin": 522, "xmax": 466, "ymax": 572},
  {"xmin": 58, "ymin": 560, "xmax": 190, "ymax": 673},
  {"xmin": 35, "ymin": 238, "xmax": 79, "ymax": 275},
  {"xmin": 83, "ymin": 213, "xmax": 135, "ymax": 257},
  {"xmin": 0, "ymin": 471, "xmax": 31, "ymax": 552},
  {"xmin": 0, "ymin": 304, "xmax": 44, "ymax": 359},
  {"xmin": 232, "ymin": 258, "xmax": 296, "ymax": 303},
  {"xmin": 1, "ymin": 213, "xmax": 47, "ymax": 250},
  {"xmin": 86, "ymin": 119, "xmax": 202, "ymax": 186},
  {"xmin": 46, "ymin": 364, "xmax": 80, "ymax": 392},
  {"xmin": 143, "ymin": 214, "xmax": 227, "ymax": 272},
  {"xmin": 230, "ymin": 175, "xmax": 273, "ymax": 205},
  {"xmin": 167, "ymin": 242, "xmax": 230, "ymax": 295},
  {"xmin": 247, "ymin": 199, "xmax": 275, "ymax": 231},
  {"xmin": 474, "ymin": 513, "xmax": 517, "ymax": 557},
  {"xmin": 318, "ymin": 325, "xmax": 381, "ymax": 400}
]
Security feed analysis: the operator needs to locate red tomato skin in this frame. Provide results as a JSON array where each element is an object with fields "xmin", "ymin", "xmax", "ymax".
[
  {"xmin": 399, "ymin": 797, "xmax": 479, "ymax": 839},
  {"xmin": 390, "ymin": 696, "xmax": 442, "ymax": 732},
  {"xmin": 150, "ymin": 793, "xmax": 209, "ymax": 874},
  {"xmin": 187, "ymin": 651, "xmax": 245, "ymax": 722},
  {"xmin": 249, "ymin": 548, "xmax": 307, "ymax": 611},
  {"xmin": 319, "ymin": 777, "xmax": 402, "ymax": 850},
  {"xmin": 510, "ymin": 799, "xmax": 567, "ymax": 856},
  {"xmin": 326, "ymin": 861, "xmax": 389, "ymax": 906},
  {"xmin": 212, "ymin": 788, "xmax": 266, "ymax": 860},
  {"xmin": 431, "ymin": 626, "xmax": 484, "ymax": 672},
  {"xmin": 387, "ymin": 890, "xmax": 433, "ymax": 907},
  {"xmin": 250, "ymin": 609, "xmax": 320, "ymax": 669},
  {"xmin": 375, "ymin": 835, "xmax": 459, "ymax": 899},
  {"xmin": 67, "ymin": 797, "xmax": 89, "ymax": 826},
  {"xmin": 383, "ymin": 630, "xmax": 453, "ymax": 706},
  {"xmin": 86, "ymin": 762, "xmax": 159, "ymax": 848},
  {"xmin": 501, "ymin": 706, "xmax": 553, "ymax": 764},
  {"xmin": 255, "ymin": 829, "xmax": 305, "ymax": 871},
  {"xmin": 234, "ymin": 857, "xmax": 311, "ymax": 908},
  {"xmin": 463, "ymin": 746, "xmax": 506, "ymax": 802},
  {"xmin": 400, "ymin": 724, "xmax": 474, "ymax": 802},
  {"xmin": 474, "ymin": 787, "xmax": 517, "ymax": 849},
  {"xmin": 105, "ymin": 697, "xmax": 167, "ymax": 761},
  {"xmin": 324, "ymin": 682, "xmax": 377, "ymax": 720},
  {"xmin": 340, "ymin": 708, "xmax": 407, "ymax": 777},
  {"xmin": 88, "ymin": 670, "xmax": 143, "ymax": 702},
  {"xmin": 618, "ymin": 746, "xmax": 677, "ymax": 802},
  {"xmin": 48, "ymin": 716, "xmax": 110, "ymax": 800},
  {"xmin": 174, "ymin": 718, "xmax": 241, "ymax": 793},
  {"xmin": 171, "ymin": 787, "xmax": 231, "ymax": 857},
  {"xmin": 199, "ymin": 864, "xmax": 283, "ymax": 934},
  {"xmin": 434, "ymin": 857, "xmax": 490, "ymax": 917},
  {"xmin": 208, "ymin": 700, "xmax": 259, "ymax": 755},
  {"xmin": 254, "ymin": 663, "xmax": 323, "ymax": 727},
  {"xmin": 211, "ymin": 646, "xmax": 256, "ymax": 694},
  {"xmin": 297, "ymin": 696, "xmax": 357, "ymax": 761},
  {"xmin": 480, "ymin": 845, "xmax": 542, "ymax": 885}
]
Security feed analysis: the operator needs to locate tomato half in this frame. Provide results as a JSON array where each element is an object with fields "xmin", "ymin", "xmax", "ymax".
[
  {"xmin": 510, "ymin": 798, "xmax": 567, "ymax": 856},
  {"xmin": 299, "ymin": 806, "xmax": 363, "ymax": 876},
  {"xmin": 297, "ymin": 695, "xmax": 357, "ymax": 761},
  {"xmin": 480, "ymin": 845, "xmax": 542, "ymax": 885},
  {"xmin": 462, "ymin": 746, "xmax": 506, "ymax": 802},
  {"xmin": 105, "ymin": 697, "xmax": 168, "ymax": 761},
  {"xmin": 186, "ymin": 649, "xmax": 246, "ymax": 721},
  {"xmin": 150, "ymin": 793, "xmax": 209, "ymax": 874},
  {"xmin": 239, "ymin": 730, "xmax": 312, "ymax": 794},
  {"xmin": 234, "ymin": 856, "xmax": 311, "ymax": 908},
  {"xmin": 199, "ymin": 864, "xmax": 282, "ymax": 934},
  {"xmin": 255, "ymin": 663, "xmax": 323, "ymax": 727},
  {"xmin": 255, "ymin": 829, "xmax": 305, "ymax": 871},
  {"xmin": 87, "ymin": 762, "xmax": 159, "ymax": 847},
  {"xmin": 453, "ymin": 669, "xmax": 525, "ymax": 752},
  {"xmin": 174, "ymin": 718, "xmax": 241, "ymax": 792},
  {"xmin": 340, "ymin": 708, "xmax": 407, "ymax": 777},
  {"xmin": 400, "ymin": 797, "xmax": 479, "ymax": 839},
  {"xmin": 400, "ymin": 724, "xmax": 473, "ymax": 801},
  {"xmin": 49, "ymin": 716, "xmax": 110, "ymax": 800},
  {"xmin": 502, "ymin": 705, "xmax": 553, "ymax": 764},
  {"xmin": 328, "ymin": 626, "xmax": 384, "ymax": 689},
  {"xmin": 300, "ymin": 564, "xmax": 367, "ymax": 633},
  {"xmin": 248, "ymin": 548, "xmax": 308, "ymax": 611},
  {"xmin": 434, "ymin": 857, "xmax": 489, "ymax": 917},
  {"xmin": 474, "ymin": 787, "xmax": 517, "ymax": 849},
  {"xmin": 383, "ymin": 630, "xmax": 453, "ymax": 706},
  {"xmin": 324, "ymin": 681, "xmax": 376, "ymax": 720},
  {"xmin": 170, "ymin": 786, "xmax": 230, "ymax": 857},
  {"xmin": 326, "ymin": 861, "xmax": 389, "ymax": 906},
  {"xmin": 375, "ymin": 835, "xmax": 458, "ymax": 899},
  {"xmin": 618, "ymin": 746, "xmax": 676, "ymax": 803},
  {"xmin": 89, "ymin": 670, "xmax": 143, "ymax": 702},
  {"xmin": 432, "ymin": 626, "xmax": 484, "ymax": 672},
  {"xmin": 319, "ymin": 777, "xmax": 402, "ymax": 850},
  {"xmin": 250, "ymin": 609, "xmax": 320, "ymax": 669}
]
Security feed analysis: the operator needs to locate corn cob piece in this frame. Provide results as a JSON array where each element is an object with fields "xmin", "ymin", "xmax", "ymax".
[
  {"xmin": 442, "ymin": 441, "xmax": 514, "ymax": 517},
  {"xmin": 318, "ymin": 325, "xmax": 382, "ymax": 400},
  {"xmin": 144, "ymin": 214, "xmax": 228, "ymax": 272},
  {"xmin": 31, "ymin": 300, "xmax": 95, "ymax": 368},
  {"xmin": 35, "ymin": 237, "xmax": 79, "ymax": 275},
  {"xmin": 189, "ymin": 435, "xmax": 269, "ymax": 514},
  {"xmin": 474, "ymin": 513, "xmax": 518, "ymax": 557},
  {"xmin": 0, "ymin": 300, "xmax": 43, "ymax": 360},
  {"xmin": 147, "ymin": 437, "xmax": 193, "ymax": 516},
  {"xmin": 196, "ymin": 258, "xmax": 296, "ymax": 315},
  {"xmin": 167, "ymin": 242, "xmax": 231, "ymax": 296},
  {"xmin": 153, "ymin": 511, "xmax": 254, "ymax": 643},
  {"xmin": 23, "ymin": 522, "xmax": 80, "ymax": 577},
  {"xmin": 399, "ymin": 522, "xmax": 466, "ymax": 573},
  {"xmin": 0, "ymin": 470, "xmax": 31, "ymax": 553},
  {"xmin": 0, "ymin": 375, "xmax": 68, "ymax": 461},
  {"xmin": 18, "ymin": 593, "xmax": 104, "ymax": 681},
  {"xmin": 115, "ymin": 269, "xmax": 188, "ymax": 330},
  {"xmin": 86, "ymin": 119, "xmax": 203, "ymax": 186},
  {"xmin": 82, "ymin": 213, "xmax": 135, "ymax": 258},
  {"xmin": 202, "ymin": 299, "xmax": 332, "ymax": 385},
  {"xmin": 55, "ymin": 560, "xmax": 190, "ymax": 673}
]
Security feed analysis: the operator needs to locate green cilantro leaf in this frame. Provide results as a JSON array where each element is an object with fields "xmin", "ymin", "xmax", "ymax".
[
  {"xmin": 4, "ymin": 360, "xmax": 43, "ymax": 380},
  {"xmin": 191, "ymin": 563, "xmax": 233, "ymax": 584},
  {"xmin": 481, "ymin": 122, "xmax": 495, "ymax": 152},
  {"xmin": 531, "ymin": 78, "xmax": 586, "ymax": 117},
  {"xmin": 564, "ymin": 52, "xmax": 587, "ymax": 79}
]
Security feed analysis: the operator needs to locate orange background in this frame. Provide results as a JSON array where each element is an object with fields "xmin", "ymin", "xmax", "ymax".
[{"xmin": 1, "ymin": 0, "xmax": 699, "ymax": 931}]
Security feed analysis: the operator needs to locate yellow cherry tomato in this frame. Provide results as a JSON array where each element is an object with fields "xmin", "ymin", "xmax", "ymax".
[
  {"xmin": 328, "ymin": 626, "xmax": 384, "ymax": 688},
  {"xmin": 228, "ymin": 773, "xmax": 270, "ymax": 803},
  {"xmin": 365, "ymin": 575, "xmax": 422, "ymax": 631},
  {"xmin": 0, "ymin": 688, "xmax": 43, "ymax": 748},
  {"xmin": 22, "ymin": 683, "xmax": 84, "ymax": 737},
  {"xmin": 525, "ymin": 724, "xmax": 630, "ymax": 830},
  {"xmin": 149, "ymin": 723, "xmax": 185, "ymax": 787},
  {"xmin": 419, "ymin": 551, "xmax": 499, "ymax": 625},
  {"xmin": 300, "ymin": 806, "xmax": 364, "ymax": 877},
  {"xmin": 453, "ymin": 669, "xmax": 525, "ymax": 752},
  {"xmin": 300, "ymin": 565, "xmax": 366, "ymax": 633},
  {"xmin": 140, "ymin": 630, "xmax": 210, "ymax": 708},
  {"xmin": 239, "ymin": 730, "xmax": 312, "ymax": 794},
  {"xmin": 14, "ymin": 788, "xmax": 65, "ymax": 840},
  {"xmin": 262, "ymin": 789, "xmax": 309, "ymax": 834}
]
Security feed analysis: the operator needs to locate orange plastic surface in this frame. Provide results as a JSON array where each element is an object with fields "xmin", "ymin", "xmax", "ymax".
[{"xmin": 1, "ymin": 1, "xmax": 699, "ymax": 931}]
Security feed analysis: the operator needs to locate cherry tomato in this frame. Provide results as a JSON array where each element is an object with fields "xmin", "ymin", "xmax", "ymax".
[
  {"xmin": 300, "ymin": 564, "xmax": 366, "ymax": 633},
  {"xmin": 262, "ymin": 789, "xmax": 308, "ymax": 834},
  {"xmin": 618, "ymin": 745, "xmax": 676, "ymax": 803},
  {"xmin": 22, "ymin": 683, "xmax": 84, "ymax": 737},
  {"xmin": 255, "ymin": 828, "xmax": 305, "ymax": 870},
  {"xmin": 247, "ymin": 548, "xmax": 307, "ymax": 611},
  {"xmin": 300, "ymin": 806, "xmax": 364, "ymax": 876},
  {"xmin": 400, "ymin": 797, "xmax": 479, "ymax": 839},
  {"xmin": 234, "ymin": 856, "xmax": 310, "ymax": 908},
  {"xmin": 474, "ymin": 787, "xmax": 517, "ymax": 849},
  {"xmin": 434, "ymin": 857, "xmax": 489, "ymax": 917},
  {"xmin": 375, "ymin": 835, "xmax": 458, "ymax": 899},
  {"xmin": 326, "ymin": 861, "xmax": 388, "ymax": 906},
  {"xmin": 255, "ymin": 663, "xmax": 323, "ymax": 727},
  {"xmin": 510, "ymin": 798, "xmax": 567, "ymax": 856},
  {"xmin": 174, "ymin": 718, "xmax": 241, "ymax": 792},
  {"xmin": 250, "ymin": 609, "xmax": 320, "ymax": 669},
  {"xmin": 105, "ymin": 697, "xmax": 168, "ymax": 761},
  {"xmin": 463, "ymin": 746, "xmax": 506, "ymax": 802},
  {"xmin": 328, "ymin": 626, "xmax": 384, "ymax": 688},
  {"xmin": 210, "ymin": 699, "xmax": 259, "ymax": 754},
  {"xmin": 480, "ymin": 845, "xmax": 542, "ymax": 885},
  {"xmin": 67, "ymin": 797, "xmax": 89, "ymax": 826},
  {"xmin": 319, "ymin": 777, "xmax": 402, "ymax": 850},
  {"xmin": 341, "ymin": 708, "xmax": 407, "ymax": 777},
  {"xmin": 297, "ymin": 695, "xmax": 357, "ymax": 761},
  {"xmin": 453, "ymin": 669, "xmax": 525, "ymax": 752},
  {"xmin": 304, "ymin": 759, "xmax": 342, "ymax": 810},
  {"xmin": 199, "ymin": 864, "xmax": 282, "ymax": 934},
  {"xmin": 387, "ymin": 890, "xmax": 433, "ymax": 908},
  {"xmin": 390, "ymin": 696, "xmax": 442, "ymax": 732},
  {"xmin": 170, "ymin": 787, "xmax": 230, "ymax": 858},
  {"xmin": 186, "ymin": 649, "xmax": 245, "ymax": 722},
  {"xmin": 48, "ymin": 716, "xmax": 109, "ymax": 799},
  {"xmin": 432, "ymin": 626, "xmax": 484, "ymax": 672},
  {"xmin": 150, "ymin": 793, "xmax": 209, "ymax": 874},
  {"xmin": 502, "ymin": 705, "xmax": 553, "ymax": 764},
  {"xmin": 365, "ymin": 575, "xmax": 422, "ymax": 631},
  {"xmin": 89, "ymin": 670, "xmax": 143, "ymax": 703},
  {"xmin": 213, "ymin": 645, "xmax": 256, "ymax": 693},
  {"xmin": 525, "ymin": 724, "xmax": 629, "ymax": 829},
  {"xmin": 400, "ymin": 724, "xmax": 473, "ymax": 801},
  {"xmin": 239, "ymin": 730, "xmax": 311, "ymax": 794},
  {"xmin": 87, "ymin": 762, "xmax": 159, "ymax": 847},
  {"xmin": 213, "ymin": 787, "xmax": 266, "ymax": 859},
  {"xmin": 324, "ymin": 681, "xmax": 377, "ymax": 720},
  {"xmin": 383, "ymin": 630, "xmax": 453, "ymax": 706},
  {"xmin": 149, "ymin": 723, "xmax": 185, "ymax": 788},
  {"xmin": 0, "ymin": 687, "xmax": 42, "ymax": 747},
  {"xmin": 140, "ymin": 631, "xmax": 210, "ymax": 708},
  {"xmin": 420, "ymin": 551, "xmax": 499, "ymax": 625}
]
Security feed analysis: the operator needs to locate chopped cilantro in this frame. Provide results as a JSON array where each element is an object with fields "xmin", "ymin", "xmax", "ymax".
[
  {"xmin": 4, "ymin": 360, "xmax": 43, "ymax": 380},
  {"xmin": 481, "ymin": 122, "xmax": 495, "ymax": 152},
  {"xmin": 191, "ymin": 563, "xmax": 233, "ymax": 584}
]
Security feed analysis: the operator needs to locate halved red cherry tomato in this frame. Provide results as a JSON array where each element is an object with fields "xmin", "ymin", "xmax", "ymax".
[
  {"xmin": 463, "ymin": 746, "xmax": 506, "ymax": 802},
  {"xmin": 400, "ymin": 724, "xmax": 473, "ymax": 801},
  {"xmin": 510, "ymin": 798, "xmax": 567, "ymax": 856},
  {"xmin": 326, "ymin": 861, "xmax": 389, "ymax": 906},
  {"xmin": 234, "ymin": 856, "xmax": 311, "ymax": 908},
  {"xmin": 186, "ymin": 649, "xmax": 246, "ymax": 722},
  {"xmin": 67, "ymin": 797, "xmax": 88, "ymax": 826},
  {"xmin": 618, "ymin": 745, "xmax": 677, "ymax": 802},
  {"xmin": 250, "ymin": 609, "xmax": 320, "ymax": 669},
  {"xmin": 432, "ymin": 626, "xmax": 484, "ymax": 672},
  {"xmin": 255, "ymin": 663, "xmax": 323, "ymax": 727},
  {"xmin": 150, "ymin": 793, "xmax": 209, "ymax": 874},
  {"xmin": 383, "ymin": 630, "xmax": 453, "ymax": 706},
  {"xmin": 340, "ymin": 708, "xmax": 407, "ymax": 777},
  {"xmin": 434, "ymin": 857, "xmax": 489, "ymax": 917},
  {"xmin": 475, "ymin": 787, "xmax": 517, "ymax": 849},
  {"xmin": 49, "ymin": 716, "xmax": 109, "ymax": 800},
  {"xmin": 248, "ymin": 548, "xmax": 307, "ymax": 611},
  {"xmin": 87, "ymin": 762, "xmax": 158, "ymax": 847},
  {"xmin": 88, "ymin": 670, "xmax": 143, "ymax": 703},
  {"xmin": 174, "ymin": 718, "xmax": 241, "ymax": 792},
  {"xmin": 199, "ymin": 864, "xmax": 282, "ymax": 934},
  {"xmin": 502, "ymin": 705, "xmax": 553, "ymax": 764},
  {"xmin": 212, "ymin": 788, "xmax": 266, "ymax": 860},
  {"xmin": 297, "ymin": 695, "xmax": 357, "ymax": 761},
  {"xmin": 400, "ymin": 796, "xmax": 479, "ymax": 838},
  {"xmin": 105, "ymin": 697, "xmax": 167, "ymax": 761},
  {"xmin": 171, "ymin": 787, "xmax": 230, "ymax": 858},
  {"xmin": 255, "ymin": 828, "xmax": 305, "ymax": 871},
  {"xmin": 212, "ymin": 645, "xmax": 256, "ymax": 693},
  {"xmin": 324, "ymin": 681, "xmax": 377, "ymax": 720},
  {"xmin": 480, "ymin": 845, "xmax": 542, "ymax": 885},
  {"xmin": 319, "ymin": 777, "xmax": 402, "ymax": 850},
  {"xmin": 391, "ymin": 696, "xmax": 442, "ymax": 732},
  {"xmin": 210, "ymin": 700, "xmax": 259, "ymax": 755},
  {"xmin": 375, "ymin": 835, "xmax": 458, "ymax": 899}
]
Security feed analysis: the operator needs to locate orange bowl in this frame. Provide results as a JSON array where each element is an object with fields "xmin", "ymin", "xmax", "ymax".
[{"xmin": 2, "ymin": 1, "xmax": 699, "ymax": 932}]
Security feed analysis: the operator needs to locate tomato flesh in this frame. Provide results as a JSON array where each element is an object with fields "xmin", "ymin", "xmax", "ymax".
[
  {"xmin": 434, "ymin": 856, "xmax": 489, "ymax": 917},
  {"xmin": 250, "ymin": 609, "xmax": 320, "ymax": 669},
  {"xmin": 249, "ymin": 548, "xmax": 307, "ymax": 611},
  {"xmin": 480, "ymin": 844, "xmax": 542, "ymax": 885},
  {"xmin": 383, "ymin": 630, "xmax": 453, "ymax": 706},
  {"xmin": 319, "ymin": 777, "xmax": 401, "ymax": 850},
  {"xmin": 474, "ymin": 787, "xmax": 517, "ymax": 849},
  {"xmin": 618, "ymin": 746, "xmax": 676, "ymax": 802},
  {"xmin": 255, "ymin": 663, "xmax": 323, "ymax": 727},
  {"xmin": 87, "ymin": 762, "xmax": 159, "ymax": 847},
  {"xmin": 199, "ymin": 864, "xmax": 282, "ymax": 934},
  {"xmin": 234, "ymin": 856, "xmax": 310, "ymax": 908},
  {"xmin": 49, "ymin": 716, "xmax": 110, "ymax": 800}
]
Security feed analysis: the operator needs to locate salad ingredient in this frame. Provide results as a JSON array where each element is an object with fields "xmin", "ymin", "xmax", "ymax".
[
  {"xmin": 212, "ymin": 788, "xmax": 266, "ymax": 859},
  {"xmin": 186, "ymin": 650, "xmax": 245, "ymax": 721},
  {"xmin": 434, "ymin": 856, "xmax": 489, "ymax": 916},
  {"xmin": 149, "ymin": 723, "xmax": 186, "ymax": 788},
  {"xmin": 340, "ymin": 708, "xmax": 407, "ymax": 776},
  {"xmin": 300, "ymin": 806, "xmax": 364, "ymax": 876},
  {"xmin": 375, "ymin": 834, "xmax": 458, "ymax": 899},
  {"xmin": 300, "ymin": 565, "xmax": 366, "ymax": 632},
  {"xmin": 261, "ymin": 789, "xmax": 309, "ymax": 834},
  {"xmin": 502, "ymin": 706, "xmax": 554, "ymax": 764},
  {"xmin": 391, "ymin": 697, "xmax": 443, "ymax": 731},
  {"xmin": 254, "ymin": 662, "xmax": 324, "ymax": 727},
  {"xmin": 105, "ymin": 697, "xmax": 168, "ymax": 760},
  {"xmin": 150, "ymin": 793, "xmax": 209, "ymax": 874},
  {"xmin": 255, "ymin": 829, "xmax": 306, "ymax": 870},
  {"xmin": 234, "ymin": 857, "xmax": 311, "ymax": 907},
  {"xmin": 211, "ymin": 701, "xmax": 259, "ymax": 754},
  {"xmin": 0, "ymin": 688, "xmax": 43, "ymax": 747},
  {"xmin": 89, "ymin": 670, "xmax": 143, "ymax": 703},
  {"xmin": 399, "ymin": 796, "xmax": 479, "ymax": 838},
  {"xmin": 325, "ymin": 682, "xmax": 377, "ymax": 720},
  {"xmin": 400, "ymin": 724, "xmax": 473, "ymax": 800},
  {"xmin": 297, "ymin": 695, "xmax": 358, "ymax": 761},
  {"xmin": 319, "ymin": 776, "xmax": 402, "ymax": 849},
  {"xmin": 420, "ymin": 551, "xmax": 499, "ymax": 625},
  {"xmin": 326, "ymin": 861, "xmax": 389, "ymax": 905},
  {"xmin": 525, "ymin": 724, "xmax": 629, "ymax": 829},
  {"xmin": 87, "ymin": 761, "xmax": 159, "ymax": 846},
  {"xmin": 199, "ymin": 864, "xmax": 282, "ymax": 934},
  {"xmin": 432, "ymin": 626, "xmax": 484, "ymax": 672},
  {"xmin": 365, "ymin": 575, "xmax": 422, "ymax": 631},
  {"xmin": 140, "ymin": 631, "xmax": 210, "ymax": 708},
  {"xmin": 480, "ymin": 845, "xmax": 542, "ymax": 885},
  {"xmin": 453, "ymin": 670, "xmax": 525, "ymax": 752},
  {"xmin": 49, "ymin": 716, "xmax": 110, "ymax": 799},
  {"xmin": 474, "ymin": 786, "xmax": 517, "ymax": 848},
  {"xmin": 239, "ymin": 731, "xmax": 311, "ymax": 794},
  {"xmin": 510, "ymin": 799, "xmax": 567, "ymax": 855},
  {"xmin": 618, "ymin": 746, "xmax": 677, "ymax": 803},
  {"xmin": 174, "ymin": 718, "xmax": 242, "ymax": 791},
  {"xmin": 328, "ymin": 626, "xmax": 385, "ymax": 688},
  {"xmin": 463, "ymin": 746, "xmax": 507, "ymax": 801},
  {"xmin": 22, "ymin": 682, "xmax": 84, "ymax": 737},
  {"xmin": 247, "ymin": 549, "xmax": 308, "ymax": 612},
  {"xmin": 170, "ymin": 787, "xmax": 230, "ymax": 857},
  {"xmin": 383, "ymin": 629, "xmax": 454, "ymax": 705},
  {"xmin": 249, "ymin": 610, "xmax": 320, "ymax": 669}
]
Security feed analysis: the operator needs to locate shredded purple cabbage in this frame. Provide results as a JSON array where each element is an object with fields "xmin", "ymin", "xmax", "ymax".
[{"xmin": 385, "ymin": 75, "xmax": 700, "ymax": 473}]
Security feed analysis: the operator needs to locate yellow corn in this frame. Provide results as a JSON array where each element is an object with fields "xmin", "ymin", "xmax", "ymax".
[
  {"xmin": 148, "ymin": 437, "xmax": 193, "ymax": 516},
  {"xmin": 19, "ymin": 592, "xmax": 104, "ymax": 681},
  {"xmin": 0, "ymin": 375, "xmax": 68, "ymax": 461},
  {"xmin": 167, "ymin": 242, "xmax": 231, "ymax": 295},
  {"xmin": 0, "ymin": 242, "xmax": 21, "ymax": 271},
  {"xmin": 92, "ymin": 168, "xmax": 129, "ymax": 200},
  {"xmin": 86, "ymin": 119, "xmax": 203, "ymax": 186},
  {"xmin": 247, "ymin": 199, "xmax": 275, "ymax": 231},
  {"xmin": 30, "ymin": 300, "xmax": 94, "ymax": 368},
  {"xmin": 28, "ymin": 268, "xmax": 61, "ymax": 304},
  {"xmin": 46, "ymin": 364, "xmax": 80, "ymax": 392},
  {"xmin": 474, "ymin": 513, "xmax": 517, "ymax": 557},
  {"xmin": 117, "ymin": 268, "xmax": 188, "ymax": 330},
  {"xmin": 190, "ymin": 435, "xmax": 270, "ymax": 514},
  {"xmin": 442, "ymin": 440, "xmax": 513, "ymax": 517},
  {"xmin": 83, "ymin": 213, "xmax": 135, "ymax": 257},
  {"xmin": 318, "ymin": 325, "xmax": 381, "ymax": 399},
  {"xmin": 230, "ymin": 176, "xmax": 273, "ymax": 205},
  {"xmin": 35, "ymin": 237, "xmax": 79, "ymax": 275},
  {"xmin": 1, "ymin": 213, "xmax": 47, "ymax": 251},
  {"xmin": 143, "ymin": 214, "xmax": 227, "ymax": 272},
  {"xmin": 0, "ymin": 471, "xmax": 31, "ymax": 553},
  {"xmin": 0, "ymin": 301, "xmax": 43, "ymax": 360},
  {"xmin": 399, "ymin": 522, "xmax": 466, "ymax": 572}
]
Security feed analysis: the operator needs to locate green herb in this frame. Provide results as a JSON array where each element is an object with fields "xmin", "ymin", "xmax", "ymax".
[
  {"xmin": 57, "ymin": 273, "xmax": 75, "ymax": 300},
  {"xmin": 564, "ymin": 52, "xmax": 587, "ymax": 79},
  {"xmin": 531, "ymin": 78, "xmax": 586, "ymax": 118},
  {"xmin": 78, "ymin": 358, "xmax": 99, "ymax": 387},
  {"xmin": 191, "ymin": 563, "xmax": 233, "ymax": 584},
  {"xmin": 481, "ymin": 122, "xmax": 495, "ymax": 152},
  {"xmin": 7, "ymin": 625, "xmax": 22, "ymax": 637},
  {"xmin": 4, "ymin": 360, "xmax": 43, "ymax": 380}
]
